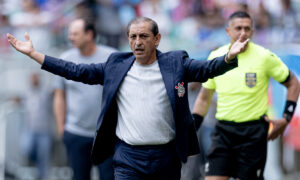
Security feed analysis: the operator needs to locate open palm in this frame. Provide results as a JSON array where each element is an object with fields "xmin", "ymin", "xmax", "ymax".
[{"xmin": 7, "ymin": 33, "xmax": 34, "ymax": 56}]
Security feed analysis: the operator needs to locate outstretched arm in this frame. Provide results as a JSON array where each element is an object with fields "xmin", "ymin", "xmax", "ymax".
[
  {"xmin": 7, "ymin": 33, "xmax": 106, "ymax": 85},
  {"xmin": 7, "ymin": 33, "xmax": 45, "ymax": 64},
  {"xmin": 185, "ymin": 35, "xmax": 249, "ymax": 82},
  {"xmin": 266, "ymin": 72, "xmax": 300, "ymax": 140}
]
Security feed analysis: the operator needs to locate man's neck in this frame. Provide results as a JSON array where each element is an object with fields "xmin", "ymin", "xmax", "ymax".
[
  {"xmin": 136, "ymin": 52, "xmax": 157, "ymax": 65},
  {"xmin": 136, "ymin": 58, "xmax": 157, "ymax": 65},
  {"xmin": 79, "ymin": 42, "xmax": 97, "ymax": 57}
]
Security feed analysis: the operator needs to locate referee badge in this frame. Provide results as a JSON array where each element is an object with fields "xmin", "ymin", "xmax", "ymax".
[
  {"xmin": 175, "ymin": 82, "xmax": 185, "ymax": 97},
  {"xmin": 245, "ymin": 73, "xmax": 256, "ymax": 88}
]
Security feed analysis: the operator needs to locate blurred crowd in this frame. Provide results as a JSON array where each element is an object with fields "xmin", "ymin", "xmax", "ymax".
[
  {"xmin": 1, "ymin": 0, "xmax": 300, "ymax": 180},
  {"xmin": 0, "ymin": 0, "xmax": 300, "ymax": 55}
]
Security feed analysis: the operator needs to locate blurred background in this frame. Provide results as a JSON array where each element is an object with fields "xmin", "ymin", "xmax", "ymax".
[{"xmin": 0, "ymin": 0, "xmax": 300, "ymax": 179}]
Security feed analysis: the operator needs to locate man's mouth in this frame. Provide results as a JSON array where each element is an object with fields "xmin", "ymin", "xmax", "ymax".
[{"xmin": 135, "ymin": 49, "xmax": 144, "ymax": 53}]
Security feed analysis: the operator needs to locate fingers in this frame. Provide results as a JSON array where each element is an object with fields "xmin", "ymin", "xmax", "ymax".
[
  {"xmin": 25, "ymin": 32, "xmax": 30, "ymax": 41},
  {"xmin": 238, "ymin": 33, "xmax": 248, "ymax": 42},
  {"xmin": 243, "ymin": 38, "xmax": 249, "ymax": 45},
  {"xmin": 268, "ymin": 131, "xmax": 279, "ymax": 141},
  {"xmin": 6, "ymin": 33, "xmax": 11, "ymax": 39},
  {"xmin": 6, "ymin": 33, "xmax": 17, "ymax": 48},
  {"xmin": 267, "ymin": 120, "xmax": 286, "ymax": 141},
  {"xmin": 230, "ymin": 37, "xmax": 249, "ymax": 54},
  {"xmin": 266, "ymin": 116, "xmax": 275, "ymax": 140},
  {"xmin": 267, "ymin": 133, "xmax": 276, "ymax": 141},
  {"xmin": 239, "ymin": 38, "xmax": 249, "ymax": 51},
  {"xmin": 267, "ymin": 128, "xmax": 278, "ymax": 141},
  {"xmin": 7, "ymin": 33, "xmax": 14, "ymax": 42}
]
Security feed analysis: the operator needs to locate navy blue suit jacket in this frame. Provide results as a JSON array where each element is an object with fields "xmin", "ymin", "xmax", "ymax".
[{"xmin": 42, "ymin": 50, "xmax": 237, "ymax": 164}]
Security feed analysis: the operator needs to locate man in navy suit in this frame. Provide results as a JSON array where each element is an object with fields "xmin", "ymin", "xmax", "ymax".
[{"xmin": 7, "ymin": 17, "xmax": 249, "ymax": 180}]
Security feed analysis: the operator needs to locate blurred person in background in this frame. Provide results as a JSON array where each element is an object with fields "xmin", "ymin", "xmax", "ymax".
[
  {"xmin": 53, "ymin": 18, "xmax": 116, "ymax": 180},
  {"xmin": 9, "ymin": 0, "xmax": 53, "ymax": 51},
  {"xmin": 22, "ymin": 72, "xmax": 54, "ymax": 180},
  {"xmin": 192, "ymin": 11, "xmax": 300, "ymax": 180},
  {"xmin": 181, "ymin": 83, "xmax": 218, "ymax": 180},
  {"xmin": 7, "ymin": 16, "xmax": 249, "ymax": 179},
  {"xmin": 137, "ymin": 0, "xmax": 173, "ymax": 51},
  {"xmin": 2, "ymin": 96, "xmax": 26, "ymax": 178},
  {"xmin": 95, "ymin": 0, "xmax": 123, "ymax": 49},
  {"xmin": 181, "ymin": 82, "xmax": 204, "ymax": 180},
  {"xmin": 74, "ymin": 0, "xmax": 97, "ymax": 22},
  {"xmin": 0, "ymin": 9, "xmax": 12, "ymax": 53}
]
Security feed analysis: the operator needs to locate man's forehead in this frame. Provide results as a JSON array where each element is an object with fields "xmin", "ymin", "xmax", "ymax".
[
  {"xmin": 69, "ymin": 20, "xmax": 84, "ymax": 30},
  {"xmin": 129, "ymin": 22, "xmax": 151, "ymax": 34},
  {"xmin": 229, "ymin": 18, "xmax": 252, "ymax": 27}
]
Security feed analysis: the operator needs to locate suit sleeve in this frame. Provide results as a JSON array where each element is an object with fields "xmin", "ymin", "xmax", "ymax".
[
  {"xmin": 202, "ymin": 52, "xmax": 217, "ymax": 89},
  {"xmin": 181, "ymin": 51, "xmax": 238, "ymax": 82},
  {"xmin": 41, "ymin": 55, "xmax": 105, "ymax": 85}
]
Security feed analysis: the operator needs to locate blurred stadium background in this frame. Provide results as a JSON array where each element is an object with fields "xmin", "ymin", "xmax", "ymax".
[{"xmin": 0, "ymin": 0, "xmax": 300, "ymax": 179}]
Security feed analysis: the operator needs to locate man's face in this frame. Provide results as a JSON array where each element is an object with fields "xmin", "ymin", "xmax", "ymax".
[
  {"xmin": 68, "ymin": 20, "xmax": 91, "ymax": 49},
  {"xmin": 128, "ymin": 21, "xmax": 161, "ymax": 64},
  {"xmin": 226, "ymin": 17, "xmax": 253, "ymax": 43}
]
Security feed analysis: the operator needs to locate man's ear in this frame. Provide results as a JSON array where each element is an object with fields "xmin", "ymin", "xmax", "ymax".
[
  {"xmin": 225, "ymin": 27, "xmax": 230, "ymax": 36},
  {"xmin": 155, "ymin": 33, "xmax": 161, "ymax": 46}
]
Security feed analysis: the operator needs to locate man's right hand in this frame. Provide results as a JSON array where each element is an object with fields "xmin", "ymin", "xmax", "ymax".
[
  {"xmin": 7, "ymin": 33, "xmax": 45, "ymax": 65},
  {"xmin": 7, "ymin": 33, "xmax": 34, "ymax": 56}
]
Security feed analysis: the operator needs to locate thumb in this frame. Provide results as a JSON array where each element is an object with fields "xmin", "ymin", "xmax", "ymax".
[
  {"xmin": 238, "ymin": 33, "xmax": 248, "ymax": 41},
  {"xmin": 237, "ymin": 34, "xmax": 243, "ymax": 42},
  {"xmin": 24, "ymin": 32, "xmax": 30, "ymax": 41},
  {"xmin": 6, "ymin": 33, "xmax": 11, "ymax": 39},
  {"xmin": 243, "ymin": 38, "xmax": 250, "ymax": 45}
]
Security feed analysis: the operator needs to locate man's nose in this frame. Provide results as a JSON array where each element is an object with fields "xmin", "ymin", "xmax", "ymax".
[
  {"xmin": 240, "ymin": 30, "xmax": 247, "ymax": 39},
  {"xmin": 135, "ymin": 37, "xmax": 142, "ymax": 46},
  {"xmin": 239, "ymin": 29, "xmax": 244, "ymax": 35}
]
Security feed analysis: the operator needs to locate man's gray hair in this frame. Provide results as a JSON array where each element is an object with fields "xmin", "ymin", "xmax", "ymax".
[{"xmin": 127, "ymin": 17, "xmax": 159, "ymax": 36}]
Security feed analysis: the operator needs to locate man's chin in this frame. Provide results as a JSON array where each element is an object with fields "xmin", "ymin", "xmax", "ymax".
[
  {"xmin": 134, "ymin": 53, "xmax": 145, "ymax": 58},
  {"xmin": 134, "ymin": 55, "xmax": 146, "ymax": 62}
]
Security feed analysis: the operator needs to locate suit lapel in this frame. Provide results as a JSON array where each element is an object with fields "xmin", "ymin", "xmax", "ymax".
[
  {"xmin": 157, "ymin": 51, "xmax": 176, "ymax": 112},
  {"xmin": 116, "ymin": 56, "xmax": 134, "ymax": 84},
  {"xmin": 102, "ymin": 55, "xmax": 135, "ymax": 113},
  {"xmin": 111, "ymin": 55, "xmax": 135, "ymax": 95}
]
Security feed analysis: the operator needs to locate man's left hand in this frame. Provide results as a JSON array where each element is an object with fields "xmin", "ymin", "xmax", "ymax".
[{"xmin": 265, "ymin": 116, "xmax": 289, "ymax": 141}]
